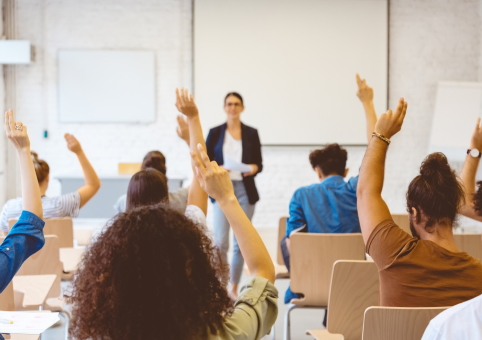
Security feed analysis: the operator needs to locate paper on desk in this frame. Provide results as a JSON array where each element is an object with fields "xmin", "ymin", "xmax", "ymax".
[
  {"xmin": 0, "ymin": 311, "xmax": 59, "ymax": 335},
  {"xmin": 224, "ymin": 157, "xmax": 252, "ymax": 173}
]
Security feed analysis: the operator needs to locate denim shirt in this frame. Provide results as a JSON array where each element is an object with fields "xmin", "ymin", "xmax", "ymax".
[
  {"xmin": 286, "ymin": 175, "xmax": 361, "ymax": 237},
  {"xmin": 0, "ymin": 210, "xmax": 45, "ymax": 293}
]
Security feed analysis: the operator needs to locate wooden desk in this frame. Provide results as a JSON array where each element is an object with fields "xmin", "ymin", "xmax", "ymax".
[
  {"xmin": 9, "ymin": 335, "xmax": 39, "ymax": 340},
  {"xmin": 60, "ymin": 248, "xmax": 84, "ymax": 272},
  {"xmin": 12, "ymin": 275, "xmax": 56, "ymax": 309}
]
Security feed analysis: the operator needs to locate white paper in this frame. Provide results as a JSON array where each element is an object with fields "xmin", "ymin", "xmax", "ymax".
[
  {"xmin": 224, "ymin": 157, "xmax": 252, "ymax": 173},
  {"xmin": 0, "ymin": 311, "xmax": 59, "ymax": 335}
]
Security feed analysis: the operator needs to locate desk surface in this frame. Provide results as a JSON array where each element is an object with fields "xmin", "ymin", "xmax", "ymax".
[{"xmin": 13, "ymin": 275, "xmax": 56, "ymax": 309}]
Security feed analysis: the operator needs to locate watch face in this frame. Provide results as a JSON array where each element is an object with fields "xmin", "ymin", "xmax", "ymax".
[{"xmin": 470, "ymin": 149, "xmax": 480, "ymax": 157}]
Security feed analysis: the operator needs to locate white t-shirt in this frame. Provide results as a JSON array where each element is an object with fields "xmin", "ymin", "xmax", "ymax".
[
  {"xmin": 223, "ymin": 131, "xmax": 243, "ymax": 181},
  {"xmin": 113, "ymin": 187, "xmax": 189, "ymax": 214},
  {"xmin": 0, "ymin": 192, "xmax": 81, "ymax": 232},
  {"xmin": 421, "ymin": 293, "xmax": 482, "ymax": 340},
  {"xmin": 184, "ymin": 205, "xmax": 207, "ymax": 227}
]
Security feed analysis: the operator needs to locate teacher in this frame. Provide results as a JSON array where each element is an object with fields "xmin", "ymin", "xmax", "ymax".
[{"xmin": 206, "ymin": 92, "xmax": 263, "ymax": 300}]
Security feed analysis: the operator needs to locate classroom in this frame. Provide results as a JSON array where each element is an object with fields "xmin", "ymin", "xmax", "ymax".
[{"xmin": 0, "ymin": 0, "xmax": 481, "ymax": 339}]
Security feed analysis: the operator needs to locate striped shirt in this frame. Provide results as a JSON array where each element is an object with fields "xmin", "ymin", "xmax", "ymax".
[{"xmin": 0, "ymin": 192, "xmax": 81, "ymax": 233}]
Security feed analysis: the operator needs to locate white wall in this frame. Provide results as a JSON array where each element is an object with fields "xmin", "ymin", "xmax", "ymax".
[{"xmin": 5, "ymin": 0, "xmax": 482, "ymax": 228}]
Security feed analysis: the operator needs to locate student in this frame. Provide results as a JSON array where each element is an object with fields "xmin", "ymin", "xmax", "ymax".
[
  {"xmin": 67, "ymin": 89, "xmax": 277, "ymax": 340},
  {"xmin": 0, "ymin": 110, "xmax": 45, "ymax": 293},
  {"xmin": 282, "ymin": 74, "xmax": 377, "ymax": 304},
  {"xmin": 113, "ymin": 149, "xmax": 189, "ymax": 213},
  {"xmin": 206, "ymin": 92, "xmax": 263, "ymax": 299},
  {"xmin": 0, "ymin": 133, "xmax": 100, "ymax": 235},
  {"xmin": 357, "ymin": 98, "xmax": 482, "ymax": 307}
]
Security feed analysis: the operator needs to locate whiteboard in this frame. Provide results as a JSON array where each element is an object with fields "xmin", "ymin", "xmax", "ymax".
[
  {"xmin": 429, "ymin": 82, "xmax": 482, "ymax": 161},
  {"xmin": 194, "ymin": 0, "xmax": 388, "ymax": 145},
  {"xmin": 58, "ymin": 50, "xmax": 156, "ymax": 123}
]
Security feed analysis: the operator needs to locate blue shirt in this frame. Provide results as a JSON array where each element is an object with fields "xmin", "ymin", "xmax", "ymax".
[
  {"xmin": 286, "ymin": 175, "xmax": 361, "ymax": 237},
  {"xmin": 0, "ymin": 211, "xmax": 45, "ymax": 293}
]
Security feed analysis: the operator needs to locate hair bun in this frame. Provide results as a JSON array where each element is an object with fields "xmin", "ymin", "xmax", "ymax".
[
  {"xmin": 419, "ymin": 152, "xmax": 452, "ymax": 180},
  {"xmin": 143, "ymin": 156, "xmax": 167, "ymax": 175}
]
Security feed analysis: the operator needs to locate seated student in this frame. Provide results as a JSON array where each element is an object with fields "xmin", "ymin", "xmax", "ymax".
[
  {"xmin": 0, "ymin": 133, "xmax": 100, "ymax": 235},
  {"xmin": 0, "ymin": 110, "xmax": 45, "ymax": 293},
  {"xmin": 113, "ymin": 149, "xmax": 189, "ymax": 214},
  {"xmin": 357, "ymin": 98, "xmax": 482, "ymax": 307},
  {"xmin": 67, "ymin": 89, "xmax": 277, "ymax": 340},
  {"xmin": 282, "ymin": 74, "xmax": 377, "ymax": 304}
]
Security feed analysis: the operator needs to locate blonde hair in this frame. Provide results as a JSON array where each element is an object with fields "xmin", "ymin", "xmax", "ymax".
[{"xmin": 31, "ymin": 151, "xmax": 50, "ymax": 183}]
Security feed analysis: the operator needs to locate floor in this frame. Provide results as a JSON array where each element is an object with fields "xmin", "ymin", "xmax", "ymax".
[{"xmin": 41, "ymin": 222, "xmax": 326, "ymax": 340}]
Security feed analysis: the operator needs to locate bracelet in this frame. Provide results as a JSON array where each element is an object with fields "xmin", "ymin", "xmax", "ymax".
[{"xmin": 372, "ymin": 132, "xmax": 391, "ymax": 145}]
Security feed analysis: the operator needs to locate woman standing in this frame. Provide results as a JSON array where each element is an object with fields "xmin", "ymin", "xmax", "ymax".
[{"xmin": 206, "ymin": 92, "xmax": 263, "ymax": 299}]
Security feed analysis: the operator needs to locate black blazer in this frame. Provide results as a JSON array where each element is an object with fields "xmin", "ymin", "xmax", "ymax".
[{"xmin": 206, "ymin": 123, "xmax": 263, "ymax": 205}]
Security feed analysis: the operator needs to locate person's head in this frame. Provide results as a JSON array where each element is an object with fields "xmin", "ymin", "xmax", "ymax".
[
  {"xmin": 406, "ymin": 152, "xmax": 465, "ymax": 238},
  {"xmin": 141, "ymin": 150, "xmax": 166, "ymax": 174},
  {"xmin": 67, "ymin": 204, "xmax": 232, "ymax": 340},
  {"xmin": 309, "ymin": 143, "xmax": 348, "ymax": 180},
  {"xmin": 31, "ymin": 151, "xmax": 50, "ymax": 189},
  {"xmin": 224, "ymin": 92, "xmax": 244, "ymax": 121},
  {"xmin": 126, "ymin": 168, "xmax": 169, "ymax": 210}
]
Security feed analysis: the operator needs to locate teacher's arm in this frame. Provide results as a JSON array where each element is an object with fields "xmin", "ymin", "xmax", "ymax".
[{"xmin": 243, "ymin": 129, "xmax": 263, "ymax": 177}]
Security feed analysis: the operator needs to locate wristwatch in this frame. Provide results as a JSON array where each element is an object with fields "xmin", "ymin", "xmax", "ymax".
[{"xmin": 467, "ymin": 149, "xmax": 482, "ymax": 158}]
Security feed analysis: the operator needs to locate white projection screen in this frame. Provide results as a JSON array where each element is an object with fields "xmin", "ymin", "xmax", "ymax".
[{"xmin": 194, "ymin": 0, "xmax": 388, "ymax": 145}]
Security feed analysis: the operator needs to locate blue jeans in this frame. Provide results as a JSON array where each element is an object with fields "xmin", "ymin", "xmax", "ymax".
[{"xmin": 213, "ymin": 181, "xmax": 255, "ymax": 284}]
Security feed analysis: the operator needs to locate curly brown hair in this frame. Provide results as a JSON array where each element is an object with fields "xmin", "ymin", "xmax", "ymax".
[
  {"xmin": 472, "ymin": 181, "xmax": 482, "ymax": 215},
  {"xmin": 67, "ymin": 204, "xmax": 232, "ymax": 340}
]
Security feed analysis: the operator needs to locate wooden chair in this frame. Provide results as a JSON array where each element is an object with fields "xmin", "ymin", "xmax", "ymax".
[
  {"xmin": 276, "ymin": 216, "xmax": 289, "ymax": 279},
  {"xmin": 453, "ymin": 234, "xmax": 482, "ymax": 260},
  {"xmin": 284, "ymin": 233, "xmax": 366, "ymax": 340},
  {"xmin": 391, "ymin": 214, "xmax": 411, "ymax": 235},
  {"xmin": 362, "ymin": 306, "xmax": 448, "ymax": 340},
  {"xmin": 9, "ymin": 218, "xmax": 74, "ymax": 248},
  {"xmin": 118, "ymin": 162, "xmax": 141, "ymax": 174},
  {"xmin": 0, "ymin": 282, "xmax": 15, "ymax": 311},
  {"xmin": 306, "ymin": 260, "xmax": 379, "ymax": 340}
]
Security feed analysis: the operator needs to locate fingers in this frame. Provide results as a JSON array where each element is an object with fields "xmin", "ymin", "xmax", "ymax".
[
  {"xmin": 190, "ymin": 150, "xmax": 208, "ymax": 178},
  {"xmin": 4, "ymin": 111, "xmax": 11, "ymax": 136},
  {"xmin": 7, "ymin": 110, "xmax": 15, "ymax": 133},
  {"xmin": 356, "ymin": 74, "xmax": 362, "ymax": 87},
  {"xmin": 197, "ymin": 144, "xmax": 213, "ymax": 173},
  {"xmin": 476, "ymin": 117, "xmax": 481, "ymax": 129},
  {"xmin": 176, "ymin": 126, "xmax": 182, "ymax": 138}
]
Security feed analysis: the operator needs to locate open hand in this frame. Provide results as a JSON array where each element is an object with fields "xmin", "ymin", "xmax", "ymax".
[
  {"xmin": 374, "ymin": 98, "xmax": 408, "ymax": 139},
  {"xmin": 356, "ymin": 74, "xmax": 374, "ymax": 104},
  {"xmin": 470, "ymin": 118, "xmax": 482, "ymax": 150},
  {"xmin": 175, "ymin": 88, "xmax": 199, "ymax": 118},
  {"xmin": 243, "ymin": 164, "xmax": 258, "ymax": 177},
  {"xmin": 190, "ymin": 143, "xmax": 235, "ymax": 202},
  {"xmin": 64, "ymin": 133, "xmax": 83, "ymax": 154},
  {"xmin": 5, "ymin": 109, "xmax": 30, "ymax": 151},
  {"xmin": 176, "ymin": 115, "xmax": 190, "ymax": 144}
]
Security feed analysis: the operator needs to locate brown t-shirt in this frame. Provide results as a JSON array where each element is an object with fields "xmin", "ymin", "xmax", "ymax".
[{"xmin": 367, "ymin": 219, "xmax": 482, "ymax": 307}]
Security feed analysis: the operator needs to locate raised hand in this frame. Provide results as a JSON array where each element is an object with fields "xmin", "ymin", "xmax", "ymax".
[
  {"xmin": 5, "ymin": 109, "xmax": 30, "ymax": 151},
  {"xmin": 191, "ymin": 143, "xmax": 235, "ymax": 203},
  {"xmin": 356, "ymin": 74, "xmax": 374, "ymax": 104},
  {"xmin": 374, "ymin": 98, "xmax": 408, "ymax": 139},
  {"xmin": 176, "ymin": 115, "xmax": 190, "ymax": 144},
  {"xmin": 64, "ymin": 133, "xmax": 83, "ymax": 154},
  {"xmin": 175, "ymin": 88, "xmax": 199, "ymax": 118},
  {"xmin": 470, "ymin": 118, "xmax": 482, "ymax": 150}
]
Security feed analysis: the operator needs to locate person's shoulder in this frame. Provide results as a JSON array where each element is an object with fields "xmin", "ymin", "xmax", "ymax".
[
  {"xmin": 185, "ymin": 205, "xmax": 207, "ymax": 227},
  {"xmin": 241, "ymin": 123, "xmax": 258, "ymax": 134},
  {"xmin": 3, "ymin": 197, "xmax": 23, "ymax": 212},
  {"xmin": 209, "ymin": 123, "xmax": 227, "ymax": 133}
]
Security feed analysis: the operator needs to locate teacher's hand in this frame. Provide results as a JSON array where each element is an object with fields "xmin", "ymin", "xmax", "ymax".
[
  {"xmin": 243, "ymin": 164, "xmax": 259, "ymax": 177},
  {"xmin": 175, "ymin": 88, "xmax": 199, "ymax": 118}
]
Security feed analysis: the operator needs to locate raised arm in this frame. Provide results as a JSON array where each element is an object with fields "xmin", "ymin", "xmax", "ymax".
[
  {"xmin": 175, "ymin": 88, "xmax": 208, "ymax": 215},
  {"xmin": 459, "ymin": 118, "xmax": 482, "ymax": 221},
  {"xmin": 357, "ymin": 99, "xmax": 408, "ymax": 243},
  {"xmin": 191, "ymin": 144, "xmax": 274, "ymax": 283},
  {"xmin": 176, "ymin": 115, "xmax": 190, "ymax": 146},
  {"xmin": 356, "ymin": 74, "xmax": 378, "ymax": 143},
  {"xmin": 64, "ymin": 134, "xmax": 101, "ymax": 208}
]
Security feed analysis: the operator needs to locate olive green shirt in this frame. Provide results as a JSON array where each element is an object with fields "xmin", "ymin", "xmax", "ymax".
[{"xmin": 209, "ymin": 276, "xmax": 278, "ymax": 340}]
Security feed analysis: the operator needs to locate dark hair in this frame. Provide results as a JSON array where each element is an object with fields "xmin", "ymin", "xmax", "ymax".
[
  {"xmin": 67, "ymin": 204, "xmax": 232, "ymax": 340},
  {"xmin": 142, "ymin": 151, "xmax": 166, "ymax": 174},
  {"xmin": 31, "ymin": 151, "xmax": 50, "ymax": 183},
  {"xmin": 309, "ymin": 143, "xmax": 347, "ymax": 176},
  {"xmin": 472, "ymin": 181, "xmax": 482, "ymax": 215},
  {"xmin": 224, "ymin": 92, "xmax": 244, "ymax": 106},
  {"xmin": 126, "ymin": 168, "xmax": 169, "ymax": 210},
  {"xmin": 406, "ymin": 152, "xmax": 465, "ymax": 230}
]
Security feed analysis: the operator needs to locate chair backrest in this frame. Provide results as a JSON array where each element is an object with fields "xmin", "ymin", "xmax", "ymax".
[
  {"xmin": 362, "ymin": 306, "xmax": 448, "ymax": 340},
  {"xmin": 290, "ymin": 233, "xmax": 366, "ymax": 306},
  {"xmin": 453, "ymin": 234, "xmax": 482, "ymax": 260},
  {"xmin": 391, "ymin": 214, "xmax": 411, "ymax": 235},
  {"xmin": 16, "ymin": 235, "xmax": 62, "ymax": 298},
  {"xmin": 0, "ymin": 282, "xmax": 15, "ymax": 311},
  {"xmin": 277, "ymin": 216, "xmax": 288, "ymax": 266},
  {"xmin": 118, "ymin": 162, "xmax": 141, "ymax": 174},
  {"xmin": 9, "ymin": 218, "xmax": 74, "ymax": 248},
  {"xmin": 327, "ymin": 260, "xmax": 379, "ymax": 340}
]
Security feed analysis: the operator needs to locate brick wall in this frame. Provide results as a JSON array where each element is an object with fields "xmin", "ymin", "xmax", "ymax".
[{"xmin": 6, "ymin": 0, "xmax": 482, "ymax": 228}]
